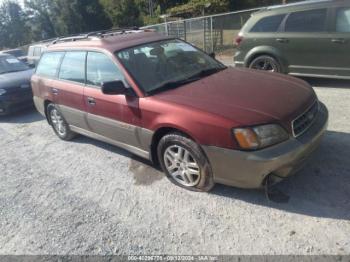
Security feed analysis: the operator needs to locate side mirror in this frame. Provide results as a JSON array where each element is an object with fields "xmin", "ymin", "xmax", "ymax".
[
  {"xmin": 102, "ymin": 80, "xmax": 128, "ymax": 95},
  {"xmin": 209, "ymin": 52, "xmax": 216, "ymax": 59}
]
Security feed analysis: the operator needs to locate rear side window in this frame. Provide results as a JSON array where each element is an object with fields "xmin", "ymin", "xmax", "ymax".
[
  {"xmin": 285, "ymin": 9, "xmax": 327, "ymax": 32},
  {"xmin": 36, "ymin": 52, "xmax": 64, "ymax": 78},
  {"xmin": 250, "ymin": 15, "xmax": 285, "ymax": 32},
  {"xmin": 59, "ymin": 52, "xmax": 86, "ymax": 84},
  {"xmin": 33, "ymin": 47, "xmax": 41, "ymax": 57},
  {"xmin": 28, "ymin": 47, "xmax": 34, "ymax": 56},
  {"xmin": 86, "ymin": 52, "xmax": 124, "ymax": 87},
  {"xmin": 336, "ymin": 7, "xmax": 350, "ymax": 32}
]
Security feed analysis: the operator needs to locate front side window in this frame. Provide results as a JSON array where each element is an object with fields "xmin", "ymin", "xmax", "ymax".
[
  {"xmin": 59, "ymin": 52, "xmax": 86, "ymax": 84},
  {"xmin": 86, "ymin": 52, "xmax": 124, "ymax": 87},
  {"xmin": 116, "ymin": 39, "xmax": 225, "ymax": 95},
  {"xmin": 36, "ymin": 52, "xmax": 64, "ymax": 78},
  {"xmin": 285, "ymin": 9, "xmax": 327, "ymax": 32},
  {"xmin": 336, "ymin": 7, "xmax": 350, "ymax": 32},
  {"xmin": 250, "ymin": 15, "xmax": 285, "ymax": 32},
  {"xmin": 0, "ymin": 55, "xmax": 29, "ymax": 74}
]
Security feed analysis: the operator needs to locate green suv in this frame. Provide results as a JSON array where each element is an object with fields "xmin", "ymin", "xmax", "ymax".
[{"xmin": 234, "ymin": 0, "xmax": 350, "ymax": 79}]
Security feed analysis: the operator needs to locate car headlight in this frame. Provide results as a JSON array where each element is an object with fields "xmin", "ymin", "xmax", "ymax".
[
  {"xmin": 0, "ymin": 89, "xmax": 6, "ymax": 96},
  {"xmin": 233, "ymin": 124, "xmax": 289, "ymax": 150}
]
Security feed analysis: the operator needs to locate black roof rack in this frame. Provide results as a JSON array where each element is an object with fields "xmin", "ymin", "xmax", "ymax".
[{"xmin": 51, "ymin": 27, "xmax": 145, "ymax": 45}]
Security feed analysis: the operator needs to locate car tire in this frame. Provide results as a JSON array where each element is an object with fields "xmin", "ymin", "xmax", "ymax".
[
  {"xmin": 249, "ymin": 55, "xmax": 282, "ymax": 73},
  {"xmin": 157, "ymin": 132, "xmax": 215, "ymax": 192},
  {"xmin": 47, "ymin": 103, "xmax": 76, "ymax": 141}
]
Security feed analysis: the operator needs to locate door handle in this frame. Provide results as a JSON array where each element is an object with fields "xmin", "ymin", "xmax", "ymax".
[
  {"xmin": 52, "ymin": 88, "xmax": 59, "ymax": 95},
  {"xmin": 332, "ymin": 38, "xmax": 346, "ymax": 44},
  {"xmin": 87, "ymin": 97, "xmax": 96, "ymax": 106},
  {"xmin": 276, "ymin": 38, "xmax": 289, "ymax": 43}
]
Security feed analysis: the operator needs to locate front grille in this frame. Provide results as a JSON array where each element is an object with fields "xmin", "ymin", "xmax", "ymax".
[{"xmin": 292, "ymin": 101, "xmax": 319, "ymax": 137}]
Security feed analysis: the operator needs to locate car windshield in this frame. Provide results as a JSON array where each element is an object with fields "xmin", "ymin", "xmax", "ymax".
[
  {"xmin": 116, "ymin": 39, "xmax": 226, "ymax": 95},
  {"xmin": 0, "ymin": 55, "xmax": 29, "ymax": 74}
]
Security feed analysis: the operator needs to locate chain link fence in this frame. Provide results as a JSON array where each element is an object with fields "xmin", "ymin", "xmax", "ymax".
[{"xmin": 142, "ymin": 8, "xmax": 261, "ymax": 64}]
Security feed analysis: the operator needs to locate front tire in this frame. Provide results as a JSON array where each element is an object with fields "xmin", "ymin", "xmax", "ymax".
[
  {"xmin": 47, "ymin": 103, "xmax": 76, "ymax": 141},
  {"xmin": 157, "ymin": 133, "xmax": 214, "ymax": 192},
  {"xmin": 249, "ymin": 55, "xmax": 282, "ymax": 73}
]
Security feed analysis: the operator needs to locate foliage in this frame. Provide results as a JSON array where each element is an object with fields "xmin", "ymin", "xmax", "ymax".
[
  {"xmin": 99, "ymin": 0, "xmax": 142, "ymax": 28},
  {"xmin": 0, "ymin": 1, "xmax": 30, "ymax": 49},
  {"xmin": 0, "ymin": 0, "xmax": 294, "ymax": 49},
  {"xmin": 168, "ymin": 0, "xmax": 230, "ymax": 17}
]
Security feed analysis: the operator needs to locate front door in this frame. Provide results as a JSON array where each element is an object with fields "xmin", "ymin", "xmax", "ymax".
[
  {"xmin": 327, "ymin": 5, "xmax": 350, "ymax": 78},
  {"xmin": 277, "ymin": 8, "xmax": 332, "ymax": 76},
  {"xmin": 83, "ymin": 51, "xmax": 142, "ymax": 149}
]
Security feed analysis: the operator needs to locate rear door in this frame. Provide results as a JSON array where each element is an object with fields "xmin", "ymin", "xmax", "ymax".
[
  {"xmin": 52, "ymin": 51, "xmax": 89, "ymax": 129},
  {"xmin": 32, "ymin": 52, "xmax": 65, "ymax": 109},
  {"xmin": 83, "ymin": 51, "xmax": 142, "ymax": 149},
  {"xmin": 277, "ymin": 8, "xmax": 332, "ymax": 76},
  {"xmin": 328, "ymin": 5, "xmax": 350, "ymax": 78}
]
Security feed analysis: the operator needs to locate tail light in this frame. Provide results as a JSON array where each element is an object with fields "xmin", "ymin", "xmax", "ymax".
[{"xmin": 234, "ymin": 35, "xmax": 244, "ymax": 47}]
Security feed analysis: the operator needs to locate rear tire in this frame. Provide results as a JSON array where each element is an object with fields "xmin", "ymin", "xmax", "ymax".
[
  {"xmin": 157, "ymin": 132, "xmax": 215, "ymax": 192},
  {"xmin": 249, "ymin": 55, "xmax": 282, "ymax": 73},
  {"xmin": 47, "ymin": 103, "xmax": 76, "ymax": 141}
]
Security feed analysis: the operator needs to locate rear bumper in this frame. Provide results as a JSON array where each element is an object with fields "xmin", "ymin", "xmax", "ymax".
[
  {"xmin": 202, "ymin": 102, "xmax": 328, "ymax": 189},
  {"xmin": 0, "ymin": 94, "xmax": 33, "ymax": 116},
  {"xmin": 233, "ymin": 50, "xmax": 245, "ymax": 68}
]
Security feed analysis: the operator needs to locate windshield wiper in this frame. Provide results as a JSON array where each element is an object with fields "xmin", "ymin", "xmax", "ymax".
[
  {"xmin": 147, "ymin": 77, "xmax": 201, "ymax": 95},
  {"xmin": 190, "ymin": 67, "xmax": 226, "ymax": 79},
  {"xmin": 147, "ymin": 67, "xmax": 226, "ymax": 96}
]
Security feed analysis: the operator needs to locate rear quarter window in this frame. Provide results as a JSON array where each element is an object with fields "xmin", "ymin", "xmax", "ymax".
[
  {"xmin": 36, "ymin": 52, "xmax": 64, "ymax": 78},
  {"xmin": 285, "ymin": 9, "xmax": 327, "ymax": 32},
  {"xmin": 28, "ymin": 47, "xmax": 34, "ymax": 56},
  {"xmin": 33, "ymin": 47, "xmax": 42, "ymax": 57},
  {"xmin": 250, "ymin": 14, "xmax": 285, "ymax": 32}
]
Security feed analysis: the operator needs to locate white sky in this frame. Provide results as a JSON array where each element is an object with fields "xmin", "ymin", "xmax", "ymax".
[{"xmin": 0, "ymin": 0, "xmax": 25, "ymax": 7}]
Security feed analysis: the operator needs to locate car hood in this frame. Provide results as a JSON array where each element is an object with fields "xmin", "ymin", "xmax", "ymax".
[
  {"xmin": 152, "ymin": 67, "xmax": 316, "ymax": 126},
  {"xmin": 0, "ymin": 69, "xmax": 34, "ymax": 89}
]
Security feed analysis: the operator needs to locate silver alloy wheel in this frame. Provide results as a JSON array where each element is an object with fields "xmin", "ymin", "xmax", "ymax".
[
  {"xmin": 50, "ymin": 108, "xmax": 67, "ymax": 137},
  {"xmin": 250, "ymin": 58, "xmax": 278, "ymax": 72},
  {"xmin": 163, "ymin": 145, "xmax": 201, "ymax": 187}
]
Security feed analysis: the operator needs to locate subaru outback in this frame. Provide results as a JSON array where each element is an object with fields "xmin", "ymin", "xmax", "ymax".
[{"xmin": 31, "ymin": 29, "xmax": 328, "ymax": 192}]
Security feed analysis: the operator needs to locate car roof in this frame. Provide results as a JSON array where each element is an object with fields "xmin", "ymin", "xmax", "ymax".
[
  {"xmin": 1, "ymin": 48, "xmax": 22, "ymax": 52},
  {"xmin": 254, "ymin": 0, "xmax": 346, "ymax": 15},
  {"xmin": 47, "ymin": 31, "xmax": 172, "ymax": 53}
]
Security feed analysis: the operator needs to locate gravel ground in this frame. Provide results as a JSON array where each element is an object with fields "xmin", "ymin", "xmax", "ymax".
[{"xmin": 0, "ymin": 78, "xmax": 349, "ymax": 256}]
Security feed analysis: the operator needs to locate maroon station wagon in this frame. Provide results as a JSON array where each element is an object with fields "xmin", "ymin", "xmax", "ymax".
[{"xmin": 31, "ymin": 29, "xmax": 328, "ymax": 192}]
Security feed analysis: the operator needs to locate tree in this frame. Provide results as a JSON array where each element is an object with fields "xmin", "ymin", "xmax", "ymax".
[
  {"xmin": 0, "ymin": 1, "xmax": 30, "ymax": 48},
  {"xmin": 25, "ymin": 0, "xmax": 111, "ymax": 40},
  {"xmin": 25, "ymin": 0, "xmax": 59, "ymax": 40},
  {"xmin": 99, "ymin": 0, "xmax": 142, "ymax": 28},
  {"xmin": 168, "ymin": 0, "xmax": 230, "ymax": 17},
  {"xmin": 53, "ymin": 0, "xmax": 112, "ymax": 35}
]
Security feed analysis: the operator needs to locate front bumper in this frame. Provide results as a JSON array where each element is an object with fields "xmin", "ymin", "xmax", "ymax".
[
  {"xmin": 0, "ymin": 93, "xmax": 33, "ymax": 116},
  {"xmin": 202, "ymin": 102, "xmax": 329, "ymax": 189}
]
